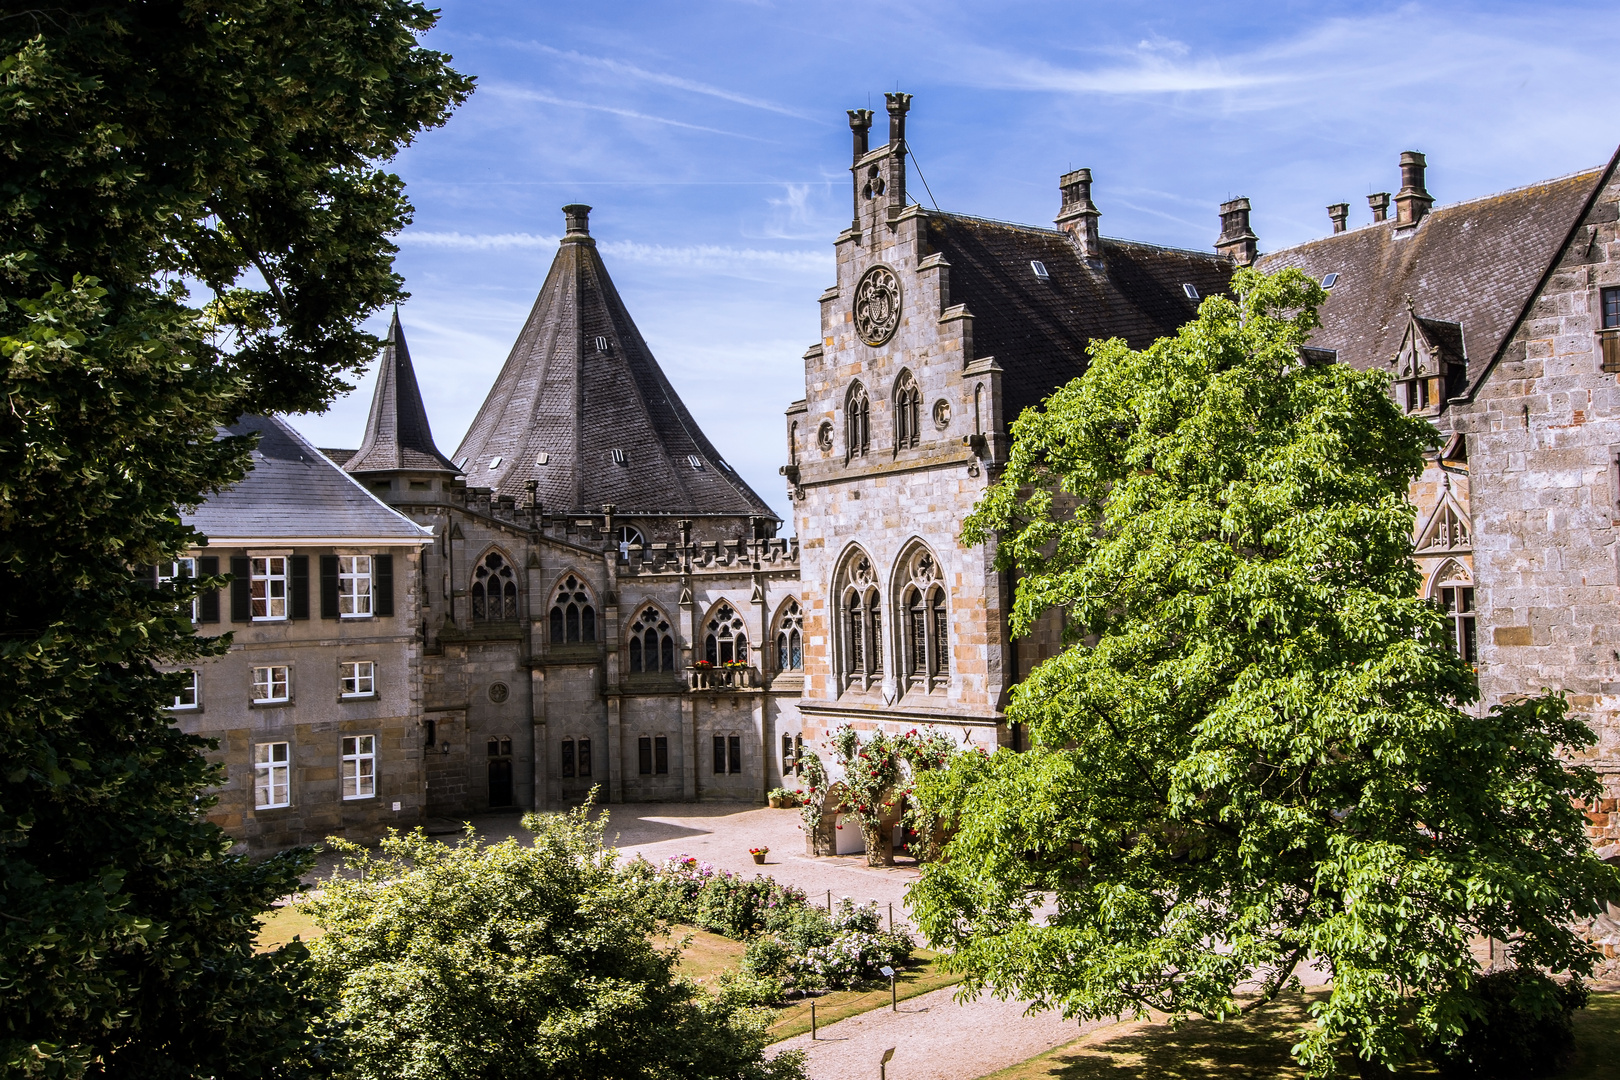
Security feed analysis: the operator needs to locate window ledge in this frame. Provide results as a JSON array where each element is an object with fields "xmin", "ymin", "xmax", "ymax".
[
  {"xmin": 342, "ymin": 794, "xmax": 377, "ymax": 802},
  {"xmin": 250, "ymin": 699, "xmax": 294, "ymax": 709},
  {"xmin": 339, "ymin": 693, "xmax": 379, "ymax": 702}
]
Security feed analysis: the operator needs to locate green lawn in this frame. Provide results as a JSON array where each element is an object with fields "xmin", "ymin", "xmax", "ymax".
[
  {"xmin": 977, "ymin": 991, "xmax": 1620, "ymax": 1080},
  {"xmin": 255, "ymin": 901, "xmax": 323, "ymax": 952}
]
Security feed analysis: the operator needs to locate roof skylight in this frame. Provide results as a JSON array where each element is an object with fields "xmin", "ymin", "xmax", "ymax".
[
  {"xmin": 1030, "ymin": 260, "xmax": 1049, "ymax": 280},
  {"xmin": 611, "ymin": 448, "xmax": 626, "ymax": 465},
  {"xmin": 688, "ymin": 455, "xmax": 703, "ymax": 470},
  {"xmin": 536, "ymin": 452, "xmax": 549, "ymax": 465},
  {"xmin": 488, "ymin": 456, "xmax": 502, "ymax": 469},
  {"xmin": 1321, "ymin": 272, "xmax": 1339, "ymax": 289},
  {"xmin": 1183, "ymin": 284, "xmax": 1200, "ymax": 300}
]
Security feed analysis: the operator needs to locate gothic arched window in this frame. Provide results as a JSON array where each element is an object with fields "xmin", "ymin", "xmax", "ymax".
[
  {"xmin": 899, "ymin": 546, "xmax": 949, "ymax": 691},
  {"xmin": 838, "ymin": 552, "xmax": 883, "ymax": 690},
  {"xmin": 845, "ymin": 382, "xmax": 870, "ymax": 461},
  {"xmin": 628, "ymin": 605, "xmax": 675, "ymax": 673},
  {"xmin": 549, "ymin": 574, "xmax": 596, "ymax": 643},
  {"xmin": 775, "ymin": 599, "xmax": 803, "ymax": 672},
  {"xmin": 471, "ymin": 552, "xmax": 518, "ymax": 621},
  {"xmin": 1429, "ymin": 561, "xmax": 1476, "ymax": 665},
  {"xmin": 704, "ymin": 601, "xmax": 748, "ymax": 666},
  {"xmin": 893, "ymin": 369, "xmax": 920, "ymax": 451}
]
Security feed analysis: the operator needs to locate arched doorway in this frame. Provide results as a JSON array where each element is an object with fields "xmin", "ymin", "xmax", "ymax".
[{"xmin": 487, "ymin": 735, "xmax": 514, "ymax": 808}]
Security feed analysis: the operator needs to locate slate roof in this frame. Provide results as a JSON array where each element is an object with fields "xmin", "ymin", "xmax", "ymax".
[
  {"xmin": 185, "ymin": 414, "xmax": 433, "ymax": 544},
  {"xmin": 345, "ymin": 309, "xmax": 461, "ymax": 475},
  {"xmin": 1256, "ymin": 165, "xmax": 1610, "ymax": 396},
  {"xmin": 923, "ymin": 213, "xmax": 1235, "ymax": 421},
  {"xmin": 453, "ymin": 207, "xmax": 775, "ymax": 517}
]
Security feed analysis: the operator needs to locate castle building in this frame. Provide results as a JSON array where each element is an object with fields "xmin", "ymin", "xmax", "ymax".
[
  {"xmin": 174, "ymin": 91, "xmax": 1620, "ymax": 861},
  {"xmin": 333, "ymin": 207, "xmax": 804, "ymax": 820},
  {"xmin": 168, "ymin": 414, "xmax": 434, "ymax": 849}
]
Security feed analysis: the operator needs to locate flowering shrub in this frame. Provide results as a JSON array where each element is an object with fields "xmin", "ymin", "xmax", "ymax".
[
  {"xmin": 798, "ymin": 749, "xmax": 828, "ymax": 833},
  {"xmin": 792, "ymin": 930, "xmax": 912, "ymax": 990}
]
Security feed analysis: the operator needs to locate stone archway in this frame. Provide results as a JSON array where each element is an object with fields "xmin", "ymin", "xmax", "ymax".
[{"xmin": 806, "ymin": 781, "xmax": 854, "ymax": 857}]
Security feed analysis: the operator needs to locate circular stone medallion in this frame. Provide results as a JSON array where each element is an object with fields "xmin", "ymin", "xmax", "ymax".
[
  {"xmin": 853, "ymin": 265, "xmax": 902, "ymax": 347},
  {"xmin": 932, "ymin": 399, "xmax": 951, "ymax": 429},
  {"xmin": 488, "ymin": 682, "xmax": 509, "ymax": 704}
]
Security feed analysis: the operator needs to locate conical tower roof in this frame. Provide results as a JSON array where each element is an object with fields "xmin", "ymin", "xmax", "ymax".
[
  {"xmin": 346, "ymin": 309, "xmax": 460, "ymax": 475},
  {"xmin": 454, "ymin": 205, "xmax": 774, "ymax": 518}
]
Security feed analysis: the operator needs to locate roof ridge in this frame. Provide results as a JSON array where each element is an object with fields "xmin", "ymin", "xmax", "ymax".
[{"xmin": 931, "ymin": 209, "xmax": 1225, "ymax": 261}]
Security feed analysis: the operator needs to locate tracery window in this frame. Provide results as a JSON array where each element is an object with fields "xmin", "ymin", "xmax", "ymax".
[
  {"xmin": 704, "ymin": 601, "xmax": 748, "ymax": 666},
  {"xmin": 775, "ymin": 599, "xmax": 803, "ymax": 672},
  {"xmin": 839, "ymin": 552, "xmax": 883, "ymax": 690},
  {"xmin": 628, "ymin": 605, "xmax": 676, "ymax": 673},
  {"xmin": 1431, "ymin": 561, "xmax": 1477, "ymax": 665},
  {"xmin": 616, "ymin": 525, "xmax": 645, "ymax": 559},
  {"xmin": 845, "ymin": 382, "xmax": 870, "ymax": 461},
  {"xmin": 549, "ymin": 574, "xmax": 596, "ymax": 643},
  {"xmin": 899, "ymin": 546, "xmax": 950, "ymax": 691},
  {"xmin": 471, "ymin": 552, "xmax": 518, "ymax": 621},
  {"xmin": 893, "ymin": 370, "xmax": 921, "ymax": 450}
]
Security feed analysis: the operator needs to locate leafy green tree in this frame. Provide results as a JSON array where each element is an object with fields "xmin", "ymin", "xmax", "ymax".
[
  {"xmin": 911, "ymin": 268, "xmax": 1617, "ymax": 1075},
  {"xmin": 305, "ymin": 807, "xmax": 806, "ymax": 1080},
  {"xmin": 0, "ymin": 4, "xmax": 470, "ymax": 1074}
]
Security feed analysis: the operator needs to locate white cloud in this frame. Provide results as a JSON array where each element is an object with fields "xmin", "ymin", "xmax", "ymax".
[
  {"xmin": 515, "ymin": 43, "xmax": 820, "ymax": 121},
  {"xmin": 485, "ymin": 86, "xmax": 762, "ymax": 139}
]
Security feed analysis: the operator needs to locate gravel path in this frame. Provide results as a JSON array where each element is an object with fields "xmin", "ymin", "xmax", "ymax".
[{"xmin": 773, "ymin": 983, "xmax": 1108, "ymax": 1080}]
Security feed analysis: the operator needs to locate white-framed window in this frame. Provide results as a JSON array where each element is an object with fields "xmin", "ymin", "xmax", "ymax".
[
  {"xmin": 255, "ymin": 741, "xmax": 290, "ymax": 809},
  {"xmin": 252, "ymin": 665, "xmax": 290, "ymax": 703},
  {"xmin": 339, "ymin": 555, "xmax": 373, "ymax": 617},
  {"xmin": 170, "ymin": 670, "xmax": 200, "ymax": 710},
  {"xmin": 340, "ymin": 660, "xmax": 376, "ymax": 698},
  {"xmin": 251, "ymin": 556, "xmax": 288, "ymax": 620},
  {"xmin": 158, "ymin": 558, "xmax": 198, "ymax": 621},
  {"xmin": 341, "ymin": 735, "xmax": 376, "ymax": 799}
]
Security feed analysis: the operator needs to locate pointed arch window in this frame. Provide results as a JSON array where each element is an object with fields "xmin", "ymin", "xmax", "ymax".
[
  {"xmin": 628, "ymin": 606, "xmax": 676, "ymax": 673},
  {"xmin": 471, "ymin": 552, "xmax": 518, "ymax": 621},
  {"xmin": 549, "ymin": 575, "xmax": 596, "ymax": 643},
  {"xmin": 893, "ymin": 370, "xmax": 921, "ymax": 450},
  {"xmin": 839, "ymin": 554, "xmax": 883, "ymax": 690},
  {"xmin": 775, "ymin": 599, "xmax": 803, "ymax": 672},
  {"xmin": 845, "ymin": 382, "xmax": 870, "ymax": 461},
  {"xmin": 704, "ymin": 601, "xmax": 749, "ymax": 666},
  {"xmin": 1430, "ymin": 562, "xmax": 1476, "ymax": 665},
  {"xmin": 899, "ymin": 546, "xmax": 949, "ymax": 691}
]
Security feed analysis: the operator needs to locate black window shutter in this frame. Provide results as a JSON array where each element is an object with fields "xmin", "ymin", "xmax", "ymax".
[
  {"xmin": 319, "ymin": 555, "xmax": 339, "ymax": 619},
  {"xmin": 198, "ymin": 556, "xmax": 220, "ymax": 623},
  {"xmin": 290, "ymin": 556, "xmax": 309, "ymax": 619},
  {"xmin": 375, "ymin": 554, "xmax": 394, "ymax": 616},
  {"xmin": 230, "ymin": 556, "xmax": 251, "ymax": 622}
]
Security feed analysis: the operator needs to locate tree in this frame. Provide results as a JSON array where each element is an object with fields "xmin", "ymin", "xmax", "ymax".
[
  {"xmin": 910, "ymin": 268, "xmax": 1618, "ymax": 1075},
  {"xmin": 0, "ymin": 5, "xmax": 470, "ymax": 1074},
  {"xmin": 305, "ymin": 807, "xmax": 807, "ymax": 1080}
]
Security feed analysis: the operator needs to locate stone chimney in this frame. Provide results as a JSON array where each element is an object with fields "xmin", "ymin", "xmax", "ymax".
[
  {"xmin": 562, "ymin": 203, "xmax": 592, "ymax": 241},
  {"xmin": 885, "ymin": 92, "xmax": 912, "ymax": 147},
  {"xmin": 1215, "ymin": 197, "xmax": 1258, "ymax": 266},
  {"xmin": 848, "ymin": 109, "xmax": 873, "ymax": 162},
  {"xmin": 1394, "ymin": 150, "xmax": 1433, "ymax": 226},
  {"xmin": 1368, "ymin": 191, "xmax": 1391, "ymax": 223},
  {"xmin": 1328, "ymin": 202, "xmax": 1349, "ymax": 234},
  {"xmin": 1054, "ymin": 168, "xmax": 1102, "ymax": 261}
]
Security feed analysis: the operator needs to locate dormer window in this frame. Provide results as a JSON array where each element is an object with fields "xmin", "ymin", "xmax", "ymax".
[
  {"xmin": 1030, "ymin": 260, "xmax": 1049, "ymax": 280},
  {"xmin": 595, "ymin": 335, "xmax": 609, "ymax": 352},
  {"xmin": 488, "ymin": 456, "xmax": 502, "ymax": 470},
  {"xmin": 1182, "ymin": 284, "xmax": 1199, "ymax": 300},
  {"xmin": 1321, "ymin": 272, "xmax": 1339, "ymax": 289}
]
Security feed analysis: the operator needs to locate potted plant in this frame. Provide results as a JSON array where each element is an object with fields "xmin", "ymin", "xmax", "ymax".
[
  {"xmin": 768, "ymin": 786, "xmax": 799, "ymax": 809},
  {"xmin": 749, "ymin": 846, "xmax": 769, "ymax": 865}
]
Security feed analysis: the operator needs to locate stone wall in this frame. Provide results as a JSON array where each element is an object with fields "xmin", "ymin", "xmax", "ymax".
[{"xmin": 1465, "ymin": 160, "xmax": 1620, "ymax": 851}]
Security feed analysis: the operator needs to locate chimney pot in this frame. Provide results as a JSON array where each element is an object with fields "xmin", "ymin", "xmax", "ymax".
[
  {"xmin": 1367, "ymin": 192, "xmax": 1391, "ymax": 223},
  {"xmin": 1327, "ymin": 202, "xmax": 1349, "ymax": 234},
  {"xmin": 847, "ymin": 109, "xmax": 873, "ymax": 162},
  {"xmin": 562, "ymin": 204, "xmax": 592, "ymax": 238},
  {"xmin": 1215, "ymin": 196, "xmax": 1258, "ymax": 267},
  {"xmin": 884, "ymin": 92, "xmax": 912, "ymax": 146},
  {"xmin": 1394, "ymin": 150, "xmax": 1433, "ymax": 226},
  {"xmin": 1055, "ymin": 168, "xmax": 1102, "ymax": 261}
]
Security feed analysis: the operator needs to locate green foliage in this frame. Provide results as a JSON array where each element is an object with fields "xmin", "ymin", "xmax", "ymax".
[
  {"xmin": 1427, "ymin": 969, "xmax": 1588, "ymax": 1079},
  {"xmin": 0, "ymin": 4, "xmax": 469, "ymax": 1074},
  {"xmin": 306, "ymin": 809, "xmax": 804, "ymax": 1080},
  {"xmin": 826, "ymin": 725, "xmax": 965, "ymax": 865},
  {"xmin": 798, "ymin": 748, "xmax": 828, "ymax": 832},
  {"xmin": 914, "ymin": 268, "xmax": 1618, "ymax": 1076}
]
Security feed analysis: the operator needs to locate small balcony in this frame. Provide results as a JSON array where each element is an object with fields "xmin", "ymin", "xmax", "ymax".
[{"xmin": 687, "ymin": 664, "xmax": 760, "ymax": 691}]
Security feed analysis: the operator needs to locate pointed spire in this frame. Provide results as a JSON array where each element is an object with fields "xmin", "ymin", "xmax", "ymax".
[
  {"xmin": 345, "ymin": 308, "xmax": 460, "ymax": 475},
  {"xmin": 453, "ymin": 206, "xmax": 774, "ymax": 517}
]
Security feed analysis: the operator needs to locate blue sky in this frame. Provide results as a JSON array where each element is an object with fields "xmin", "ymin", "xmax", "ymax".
[{"xmin": 291, "ymin": 1, "xmax": 1620, "ymax": 525}]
